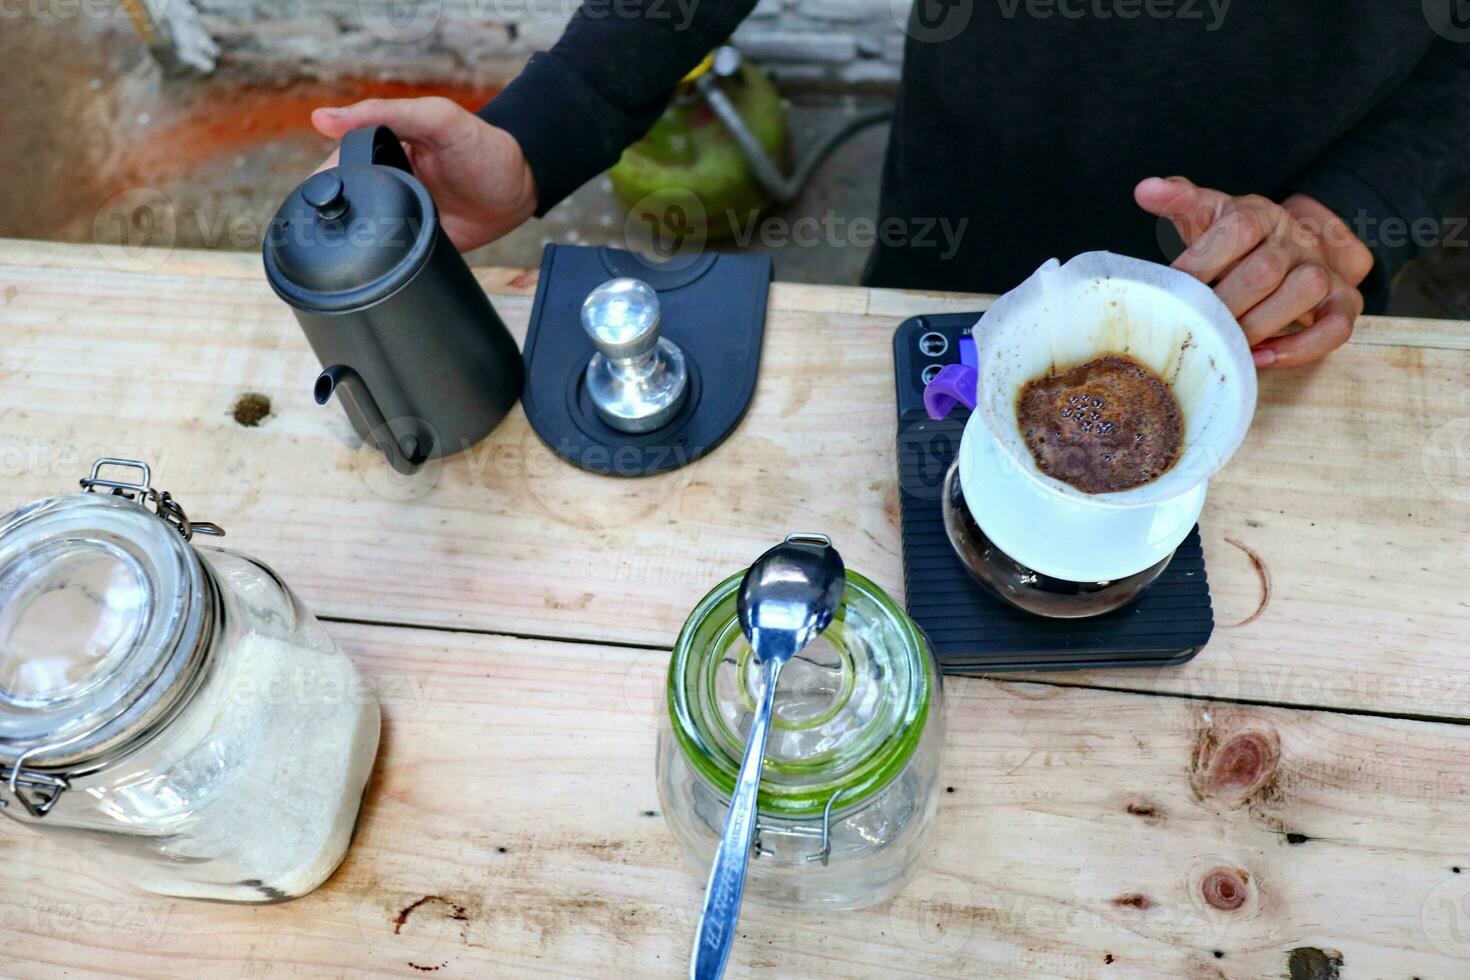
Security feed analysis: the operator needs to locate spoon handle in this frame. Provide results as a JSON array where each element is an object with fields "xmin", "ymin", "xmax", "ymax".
[{"xmin": 690, "ymin": 658, "xmax": 782, "ymax": 980}]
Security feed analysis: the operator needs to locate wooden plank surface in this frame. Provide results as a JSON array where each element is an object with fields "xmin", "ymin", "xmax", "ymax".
[
  {"xmin": 3, "ymin": 238, "xmax": 1470, "ymax": 977},
  {"xmin": 3, "ymin": 622, "xmax": 1470, "ymax": 978},
  {"xmin": 0, "ymin": 237, "xmax": 1466, "ymax": 725}
]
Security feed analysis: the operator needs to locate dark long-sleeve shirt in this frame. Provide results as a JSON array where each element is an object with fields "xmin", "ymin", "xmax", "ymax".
[{"xmin": 480, "ymin": 1, "xmax": 1470, "ymax": 310}]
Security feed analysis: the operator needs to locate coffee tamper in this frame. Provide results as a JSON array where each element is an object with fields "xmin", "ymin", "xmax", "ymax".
[{"xmin": 581, "ymin": 278, "xmax": 690, "ymax": 433}]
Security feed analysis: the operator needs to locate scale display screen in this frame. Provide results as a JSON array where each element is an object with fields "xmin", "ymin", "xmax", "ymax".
[{"xmin": 958, "ymin": 335, "xmax": 977, "ymax": 368}]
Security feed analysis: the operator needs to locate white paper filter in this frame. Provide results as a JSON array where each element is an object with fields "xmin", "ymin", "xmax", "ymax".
[{"xmin": 972, "ymin": 251, "xmax": 1257, "ymax": 509}]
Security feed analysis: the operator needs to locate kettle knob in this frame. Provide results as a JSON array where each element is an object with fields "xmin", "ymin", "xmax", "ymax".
[
  {"xmin": 581, "ymin": 278, "xmax": 689, "ymax": 434},
  {"xmin": 300, "ymin": 171, "xmax": 348, "ymax": 219}
]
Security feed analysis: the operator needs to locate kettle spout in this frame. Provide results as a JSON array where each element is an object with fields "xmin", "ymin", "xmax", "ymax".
[
  {"xmin": 313, "ymin": 364, "xmax": 351, "ymax": 407},
  {"xmin": 315, "ymin": 364, "xmax": 431, "ymax": 474}
]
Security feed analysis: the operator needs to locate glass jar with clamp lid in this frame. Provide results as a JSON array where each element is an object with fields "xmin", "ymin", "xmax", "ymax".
[{"xmin": 0, "ymin": 458, "xmax": 380, "ymax": 902}]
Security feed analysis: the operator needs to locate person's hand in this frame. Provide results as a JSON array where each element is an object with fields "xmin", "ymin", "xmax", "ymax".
[
  {"xmin": 1135, "ymin": 176, "xmax": 1374, "ymax": 368},
  {"xmin": 311, "ymin": 97, "xmax": 537, "ymax": 252}
]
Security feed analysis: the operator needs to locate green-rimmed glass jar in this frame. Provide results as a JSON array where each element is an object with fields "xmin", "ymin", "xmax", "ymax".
[{"xmin": 657, "ymin": 567, "xmax": 943, "ymax": 910}]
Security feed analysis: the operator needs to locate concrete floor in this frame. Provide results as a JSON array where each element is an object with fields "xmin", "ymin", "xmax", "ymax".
[
  {"xmin": 0, "ymin": 15, "xmax": 887, "ymax": 287},
  {"xmin": 3, "ymin": 13, "xmax": 1467, "ymax": 314}
]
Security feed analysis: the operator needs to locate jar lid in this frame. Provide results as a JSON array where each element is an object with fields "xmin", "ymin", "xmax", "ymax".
[
  {"xmin": 668, "ymin": 569, "xmax": 934, "ymax": 817},
  {"xmin": 0, "ymin": 491, "xmax": 212, "ymax": 780}
]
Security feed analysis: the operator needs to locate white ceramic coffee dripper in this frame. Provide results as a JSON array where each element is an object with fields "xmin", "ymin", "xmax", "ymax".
[{"xmin": 925, "ymin": 251, "xmax": 1257, "ymax": 585}]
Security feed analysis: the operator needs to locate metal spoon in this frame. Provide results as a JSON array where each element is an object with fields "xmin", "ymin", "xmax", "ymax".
[{"xmin": 690, "ymin": 532, "xmax": 846, "ymax": 980}]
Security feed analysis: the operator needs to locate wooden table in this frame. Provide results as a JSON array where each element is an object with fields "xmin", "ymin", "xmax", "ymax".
[{"xmin": 1, "ymin": 238, "xmax": 1468, "ymax": 977}]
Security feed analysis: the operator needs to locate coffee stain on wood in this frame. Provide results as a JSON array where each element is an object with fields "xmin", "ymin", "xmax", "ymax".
[
  {"xmin": 1389, "ymin": 345, "xmax": 1427, "ymax": 375},
  {"xmin": 543, "ymin": 591, "xmax": 595, "ymax": 612},
  {"xmin": 882, "ymin": 482, "xmax": 902, "ymax": 532},
  {"xmin": 924, "ymin": 900, "xmax": 1005, "ymax": 924},
  {"xmin": 1222, "ymin": 536, "xmax": 1270, "ymax": 627},
  {"xmin": 780, "ymin": 378, "xmax": 812, "ymax": 418},
  {"xmin": 567, "ymin": 839, "xmax": 628, "ymax": 860},
  {"xmin": 482, "ymin": 888, "xmax": 649, "ymax": 948},
  {"xmin": 394, "ymin": 895, "xmax": 469, "ymax": 936}
]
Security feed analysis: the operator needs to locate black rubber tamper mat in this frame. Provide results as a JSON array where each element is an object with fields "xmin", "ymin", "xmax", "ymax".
[{"xmin": 522, "ymin": 244, "xmax": 771, "ymax": 477}]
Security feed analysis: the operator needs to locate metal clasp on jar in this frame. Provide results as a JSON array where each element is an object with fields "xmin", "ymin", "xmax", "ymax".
[
  {"xmin": 81, "ymin": 458, "xmax": 224, "ymax": 541},
  {"xmin": 0, "ymin": 751, "xmax": 70, "ymax": 817},
  {"xmin": 751, "ymin": 789, "xmax": 845, "ymax": 867},
  {"xmin": 1, "ymin": 715, "xmax": 123, "ymax": 817},
  {"xmin": 0, "ymin": 700, "xmax": 126, "ymax": 815}
]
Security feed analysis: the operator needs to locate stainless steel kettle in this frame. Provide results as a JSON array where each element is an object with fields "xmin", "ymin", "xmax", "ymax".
[{"xmin": 263, "ymin": 125, "xmax": 524, "ymax": 473}]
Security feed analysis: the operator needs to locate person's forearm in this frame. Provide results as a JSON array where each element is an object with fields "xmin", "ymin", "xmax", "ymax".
[
  {"xmin": 479, "ymin": 0, "xmax": 759, "ymax": 215},
  {"xmin": 1283, "ymin": 38, "xmax": 1470, "ymax": 312}
]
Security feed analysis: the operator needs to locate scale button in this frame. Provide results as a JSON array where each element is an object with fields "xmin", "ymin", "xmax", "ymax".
[
  {"xmin": 921, "ymin": 363, "xmax": 943, "ymax": 385},
  {"xmin": 918, "ymin": 331, "xmax": 949, "ymax": 357}
]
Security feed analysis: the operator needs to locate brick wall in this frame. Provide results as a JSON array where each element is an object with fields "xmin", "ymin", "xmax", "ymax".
[
  {"xmin": 165, "ymin": 0, "xmax": 908, "ymax": 89},
  {"xmin": 733, "ymin": 0, "xmax": 906, "ymax": 89}
]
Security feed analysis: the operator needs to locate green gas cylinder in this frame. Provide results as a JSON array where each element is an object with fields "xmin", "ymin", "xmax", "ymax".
[{"xmin": 609, "ymin": 50, "xmax": 792, "ymax": 243}]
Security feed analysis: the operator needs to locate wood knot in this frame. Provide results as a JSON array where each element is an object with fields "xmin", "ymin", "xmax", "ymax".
[
  {"xmin": 1124, "ymin": 797, "xmax": 1164, "ymax": 823},
  {"xmin": 1192, "ymin": 726, "xmax": 1280, "ymax": 804},
  {"xmin": 232, "ymin": 392, "xmax": 271, "ymax": 427},
  {"xmin": 1200, "ymin": 867, "xmax": 1250, "ymax": 912},
  {"xmin": 1210, "ymin": 732, "xmax": 1276, "ymax": 793},
  {"xmin": 1287, "ymin": 946, "xmax": 1343, "ymax": 980},
  {"xmin": 1111, "ymin": 893, "xmax": 1153, "ymax": 910}
]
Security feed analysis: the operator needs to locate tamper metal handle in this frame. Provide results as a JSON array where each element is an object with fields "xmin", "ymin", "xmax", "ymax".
[
  {"xmin": 582, "ymin": 278, "xmax": 662, "ymax": 363},
  {"xmin": 580, "ymin": 277, "xmax": 690, "ymax": 434}
]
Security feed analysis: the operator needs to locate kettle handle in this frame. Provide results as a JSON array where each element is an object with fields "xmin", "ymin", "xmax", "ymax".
[{"xmin": 340, "ymin": 125, "xmax": 415, "ymax": 175}]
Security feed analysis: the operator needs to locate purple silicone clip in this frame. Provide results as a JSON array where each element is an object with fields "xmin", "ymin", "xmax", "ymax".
[{"xmin": 923, "ymin": 364, "xmax": 978, "ymax": 420}]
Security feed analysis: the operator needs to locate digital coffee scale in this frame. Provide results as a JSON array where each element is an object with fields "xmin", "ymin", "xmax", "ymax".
[{"xmin": 893, "ymin": 313, "xmax": 1216, "ymax": 674}]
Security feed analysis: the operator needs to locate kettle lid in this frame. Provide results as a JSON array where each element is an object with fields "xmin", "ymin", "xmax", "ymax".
[{"xmin": 263, "ymin": 127, "xmax": 438, "ymax": 313}]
